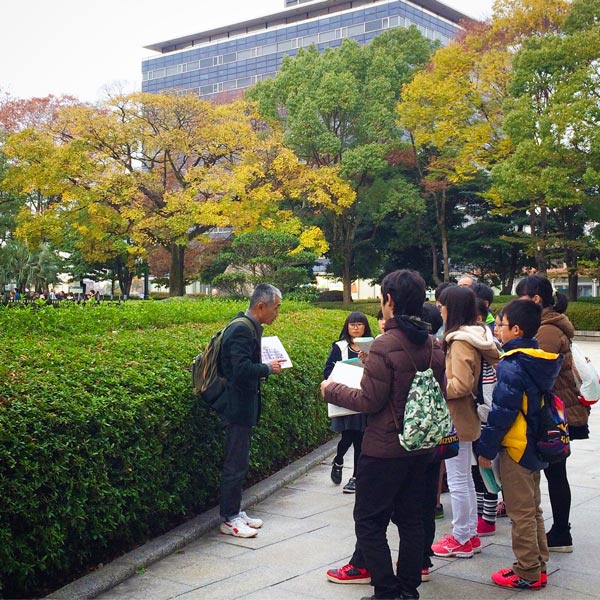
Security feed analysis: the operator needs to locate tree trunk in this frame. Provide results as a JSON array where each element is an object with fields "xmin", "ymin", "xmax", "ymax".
[
  {"xmin": 169, "ymin": 244, "xmax": 186, "ymax": 297},
  {"xmin": 115, "ymin": 258, "xmax": 133, "ymax": 298},
  {"xmin": 566, "ymin": 247, "xmax": 578, "ymax": 301},
  {"xmin": 501, "ymin": 243, "xmax": 521, "ymax": 295},
  {"xmin": 431, "ymin": 241, "xmax": 441, "ymax": 286},
  {"xmin": 342, "ymin": 257, "xmax": 353, "ymax": 305},
  {"xmin": 532, "ymin": 206, "xmax": 548, "ymax": 274},
  {"xmin": 434, "ymin": 190, "xmax": 450, "ymax": 282}
]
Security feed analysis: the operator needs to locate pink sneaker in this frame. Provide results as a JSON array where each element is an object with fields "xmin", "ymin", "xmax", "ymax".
[
  {"xmin": 470, "ymin": 535, "xmax": 481, "ymax": 554},
  {"xmin": 477, "ymin": 516, "xmax": 496, "ymax": 537},
  {"xmin": 326, "ymin": 563, "xmax": 371, "ymax": 584},
  {"xmin": 432, "ymin": 534, "xmax": 473, "ymax": 558},
  {"xmin": 491, "ymin": 568, "xmax": 543, "ymax": 589}
]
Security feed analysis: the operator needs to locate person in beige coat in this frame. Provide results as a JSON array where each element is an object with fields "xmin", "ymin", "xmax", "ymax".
[{"xmin": 431, "ymin": 286, "xmax": 500, "ymax": 559}]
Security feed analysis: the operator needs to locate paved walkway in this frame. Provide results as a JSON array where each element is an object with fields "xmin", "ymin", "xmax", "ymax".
[{"xmin": 55, "ymin": 343, "xmax": 600, "ymax": 599}]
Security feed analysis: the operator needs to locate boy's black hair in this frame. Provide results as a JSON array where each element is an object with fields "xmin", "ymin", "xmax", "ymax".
[
  {"xmin": 422, "ymin": 303, "xmax": 443, "ymax": 334},
  {"xmin": 503, "ymin": 299, "xmax": 542, "ymax": 339},
  {"xmin": 377, "ymin": 308, "xmax": 384, "ymax": 320},
  {"xmin": 339, "ymin": 311, "xmax": 373, "ymax": 343},
  {"xmin": 434, "ymin": 281, "xmax": 455, "ymax": 302},
  {"xmin": 476, "ymin": 298, "xmax": 489, "ymax": 322},
  {"xmin": 472, "ymin": 282, "xmax": 494, "ymax": 307},
  {"xmin": 381, "ymin": 269, "xmax": 425, "ymax": 317}
]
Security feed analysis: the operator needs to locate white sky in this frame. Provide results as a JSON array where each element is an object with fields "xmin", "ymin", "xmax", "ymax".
[{"xmin": 0, "ymin": 0, "xmax": 494, "ymax": 102}]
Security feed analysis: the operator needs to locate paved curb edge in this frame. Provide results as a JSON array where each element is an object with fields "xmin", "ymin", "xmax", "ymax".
[{"xmin": 47, "ymin": 438, "xmax": 339, "ymax": 600}]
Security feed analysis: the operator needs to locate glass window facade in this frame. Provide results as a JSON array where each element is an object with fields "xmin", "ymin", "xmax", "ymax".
[{"xmin": 142, "ymin": 0, "xmax": 464, "ymax": 97}]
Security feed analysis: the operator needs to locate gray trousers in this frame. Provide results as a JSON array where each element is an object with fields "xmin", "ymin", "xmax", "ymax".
[{"xmin": 219, "ymin": 422, "xmax": 252, "ymax": 520}]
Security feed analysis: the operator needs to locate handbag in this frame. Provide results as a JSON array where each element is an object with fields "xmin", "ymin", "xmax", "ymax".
[
  {"xmin": 571, "ymin": 341, "xmax": 600, "ymax": 407},
  {"xmin": 432, "ymin": 426, "xmax": 459, "ymax": 461}
]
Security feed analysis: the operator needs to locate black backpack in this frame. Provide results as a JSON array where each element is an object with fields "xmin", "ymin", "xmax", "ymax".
[{"xmin": 192, "ymin": 316, "xmax": 254, "ymax": 407}]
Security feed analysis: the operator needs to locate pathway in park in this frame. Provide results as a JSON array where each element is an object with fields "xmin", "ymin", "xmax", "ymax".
[{"xmin": 59, "ymin": 342, "xmax": 600, "ymax": 600}]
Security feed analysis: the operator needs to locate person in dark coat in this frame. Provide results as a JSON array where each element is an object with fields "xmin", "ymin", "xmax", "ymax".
[
  {"xmin": 218, "ymin": 284, "xmax": 285, "ymax": 538},
  {"xmin": 321, "ymin": 270, "xmax": 445, "ymax": 600}
]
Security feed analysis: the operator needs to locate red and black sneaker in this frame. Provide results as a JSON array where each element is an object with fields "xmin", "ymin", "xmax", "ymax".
[
  {"xmin": 326, "ymin": 563, "xmax": 371, "ymax": 584},
  {"xmin": 491, "ymin": 568, "xmax": 543, "ymax": 589}
]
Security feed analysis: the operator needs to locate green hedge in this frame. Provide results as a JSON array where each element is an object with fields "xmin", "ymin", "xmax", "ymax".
[
  {"xmin": 0, "ymin": 299, "xmax": 353, "ymax": 597},
  {"xmin": 490, "ymin": 297, "xmax": 600, "ymax": 330}
]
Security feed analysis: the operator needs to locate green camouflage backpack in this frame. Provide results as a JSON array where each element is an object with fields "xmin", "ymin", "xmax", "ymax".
[{"xmin": 395, "ymin": 337, "xmax": 451, "ymax": 452}]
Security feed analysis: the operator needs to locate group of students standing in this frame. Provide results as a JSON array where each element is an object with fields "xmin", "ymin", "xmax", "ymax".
[{"xmin": 320, "ymin": 271, "xmax": 590, "ymax": 599}]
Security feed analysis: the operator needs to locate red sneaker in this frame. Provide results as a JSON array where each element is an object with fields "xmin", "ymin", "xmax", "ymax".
[
  {"xmin": 432, "ymin": 534, "xmax": 474, "ymax": 558},
  {"xmin": 541, "ymin": 572, "xmax": 548, "ymax": 587},
  {"xmin": 491, "ymin": 568, "xmax": 543, "ymax": 589},
  {"xmin": 421, "ymin": 568, "xmax": 430, "ymax": 582},
  {"xmin": 477, "ymin": 516, "xmax": 496, "ymax": 537},
  {"xmin": 326, "ymin": 563, "xmax": 371, "ymax": 584},
  {"xmin": 470, "ymin": 535, "xmax": 481, "ymax": 554}
]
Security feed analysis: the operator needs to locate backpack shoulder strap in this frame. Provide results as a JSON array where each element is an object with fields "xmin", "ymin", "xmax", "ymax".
[
  {"xmin": 227, "ymin": 315, "xmax": 257, "ymax": 339},
  {"xmin": 392, "ymin": 329, "xmax": 434, "ymax": 371}
]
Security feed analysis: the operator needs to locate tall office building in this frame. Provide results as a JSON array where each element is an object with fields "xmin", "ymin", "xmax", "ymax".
[{"xmin": 142, "ymin": 0, "xmax": 471, "ymax": 99}]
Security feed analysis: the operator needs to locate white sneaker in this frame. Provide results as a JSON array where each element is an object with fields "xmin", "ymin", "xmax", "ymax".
[
  {"xmin": 220, "ymin": 516, "xmax": 258, "ymax": 538},
  {"xmin": 239, "ymin": 510, "xmax": 263, "ymax": 529}
]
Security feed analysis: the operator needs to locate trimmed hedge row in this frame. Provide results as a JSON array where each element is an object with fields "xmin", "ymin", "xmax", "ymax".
[{"xmin": 0, "ymin": 299, "xmax": 356, "ymax": 597}]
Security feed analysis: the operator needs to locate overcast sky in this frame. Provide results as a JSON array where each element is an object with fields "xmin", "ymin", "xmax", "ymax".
[{"xmin": 0, "ymin": 0, "xmax": 494, "ymax": 102}]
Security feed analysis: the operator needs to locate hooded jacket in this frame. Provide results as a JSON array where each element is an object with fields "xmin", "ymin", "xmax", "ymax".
[
  {"xmin": 444, "ymin": 324, "xmax": 501, "ymax": 441},
  {"xmin": 324, "ymin": 315, "xmax": 445, "ymax": 458},
  {"xmin": 478, "ymin": 337, "xmax": 563, "ymax": 471},
  {"xmin": 537, "ymin": 308, "xmax": 589, "ymax": 436}
]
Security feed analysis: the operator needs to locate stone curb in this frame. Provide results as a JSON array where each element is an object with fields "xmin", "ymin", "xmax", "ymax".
[
  {"xmin": 574, "ymin": 330, "xmax": 600, "ymax": 341},
  {"xmin": 46, "ymin": 438, "xmax": 339, "ymax": 599}
]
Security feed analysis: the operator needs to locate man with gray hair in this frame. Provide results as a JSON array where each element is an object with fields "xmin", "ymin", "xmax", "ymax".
[{"xmin": 218, "ymin": 284, "xmax": 285, "ymax": 538}]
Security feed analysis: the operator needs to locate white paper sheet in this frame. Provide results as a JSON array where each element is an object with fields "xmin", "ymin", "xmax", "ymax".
[
  {"xmin": 261, "ymin": 335, "xmax": 292, "ymax": 368},
  {"xmin": 327, "ymin": 361, "xmax": 363, "ymax": 417}
]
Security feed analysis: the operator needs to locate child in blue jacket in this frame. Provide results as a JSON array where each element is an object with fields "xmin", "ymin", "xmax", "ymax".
[{"xmin": 478, "ymin": 299, "xmax": 563, "ymax": 590}]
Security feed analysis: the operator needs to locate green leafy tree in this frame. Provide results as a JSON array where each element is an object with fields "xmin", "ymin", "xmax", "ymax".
[
  {"xmin": 211, "ymin": 231, "xmax": 317, "ymax": 296},
  {"xmin": 490, "ymin": 0, "xmax": 600, "ymax": 298},
  {"xmin": 249, "ymin": 27, "xmax": 435, "ymax": 302}
]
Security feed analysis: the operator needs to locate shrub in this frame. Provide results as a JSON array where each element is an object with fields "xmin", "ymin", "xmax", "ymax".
[
  {"xmin": 317, "ymin": 290, "xmax": 344, "ymax": 302},
  {"xmin": 0, "ymin": 299, "xmax": 347, "ymax": 597}
]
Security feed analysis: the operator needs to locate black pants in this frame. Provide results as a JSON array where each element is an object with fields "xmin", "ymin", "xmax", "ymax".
[
  {"xmin": 354, "ymin": 453, "xmax": 429, "ymax": 599},
  {"xmin": 544, "ymin": 458, "xmax": 571, "ymax": 532},
  {"xmin": 334, "ymin": 429, "xmax": 363, "ymax": 477},
  {"xmin": 350, "ymin": 459, "xmax": 439, "ymax": 572},
  {"xmin": 219, "ymin": 422, "xmax": 252, "ymax": 520}
]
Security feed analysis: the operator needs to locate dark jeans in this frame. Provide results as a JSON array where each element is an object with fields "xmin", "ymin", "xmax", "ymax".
[
  {"xmin": 219, "ymin": 422, "xmax": 252, "ymax": 520},
  {"xmin": 334, "ymin": 429, "xmax": 364, "ymax": 477},
  {"xmin": 544, "ymin": 458, "xmax": 570, "ymax": 532},
  {"xmin": 350, "ymin": 459, "xmax": 439, "ymax": 572},
  {"xmin": 354, "ymin": 453, "xmax": 429, "ymax": 599}
]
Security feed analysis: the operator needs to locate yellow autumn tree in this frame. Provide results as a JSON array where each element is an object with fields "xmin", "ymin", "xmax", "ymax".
[
  {"xmin": 4, "ymin": 93, "xmax": 349, "ymax": 295},
  {"xmin": 397, "ymin": 0, "xmax": 570, "ymax": 282}
]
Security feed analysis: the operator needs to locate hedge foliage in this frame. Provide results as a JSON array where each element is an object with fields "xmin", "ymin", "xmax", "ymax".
[
  {"xmin": 316, "ymin": 297, "xmax": 600, "ymax": 331},
  {"xmin": 0, "ymin": 299, "xmax": 362, "ymax": 597}
]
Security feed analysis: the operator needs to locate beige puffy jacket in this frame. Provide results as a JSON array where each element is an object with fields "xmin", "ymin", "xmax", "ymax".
[{"xmin": 445, "ymin": 324, "xmax": 501, "ymax": 442}]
